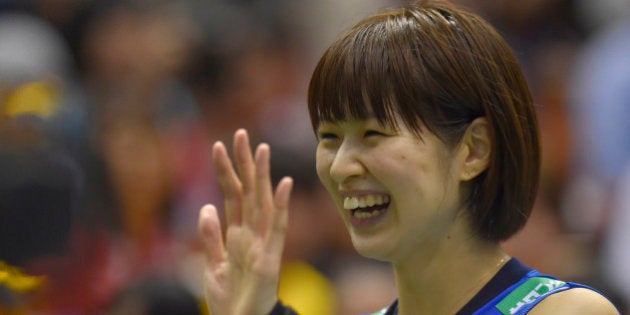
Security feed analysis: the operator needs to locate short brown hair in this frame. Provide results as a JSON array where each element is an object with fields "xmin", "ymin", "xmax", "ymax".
[{"xmin": 308, "ymin": 0, "xmax": 540, "ymax": 241}]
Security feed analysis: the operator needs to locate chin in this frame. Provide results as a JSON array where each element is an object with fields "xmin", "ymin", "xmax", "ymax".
[{"xmin": 351, "ymin": 235, "xmax": 394, "ymax": 262}]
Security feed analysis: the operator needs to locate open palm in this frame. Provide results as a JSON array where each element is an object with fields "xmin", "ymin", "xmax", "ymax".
[{"xmin": 198, "ymin": 129, "xmax": 293, "ymax": 315}]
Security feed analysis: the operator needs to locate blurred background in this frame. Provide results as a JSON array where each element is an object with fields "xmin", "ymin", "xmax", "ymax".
[{"xmin": 0, "ymin": 0, "xmax": 628, "ymax": 314}]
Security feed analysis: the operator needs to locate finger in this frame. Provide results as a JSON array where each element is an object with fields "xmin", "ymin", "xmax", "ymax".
[
  {"xmin": 212, "ymin": 141, "xmax": 242, "ymax": 225},
  {"xmin": 233, "ymin": 129, "xmax": 257, "ymax": 225},
  {"xmin": 254, "ymin": 143, "xmax": 274, "ymax": 233},
  {"xmin": 198, "ymin": 204, "xmax": 226, "ymax": 266},
  {"xmin": 266, "ymin": 177, "xmax": 293, "ymax": 255}
]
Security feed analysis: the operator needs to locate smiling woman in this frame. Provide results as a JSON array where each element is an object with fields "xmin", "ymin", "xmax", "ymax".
[
  {"xmin": 307, "ymin": 1, "xmax": 539, "ymax": 244},
  {"xmin": 197, "ymin": 0, "xmax": 620, "ymax": 314}
]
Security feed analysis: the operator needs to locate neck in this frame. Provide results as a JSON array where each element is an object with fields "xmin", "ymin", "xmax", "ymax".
[{"xmin": 392, "ymin": 220, "xmax": 509, "ymax": 315}]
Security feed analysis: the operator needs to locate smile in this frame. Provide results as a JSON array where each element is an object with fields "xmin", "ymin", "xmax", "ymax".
[
  {"xmin": 343, "ymin": 194, "xmax": 390, "ymax": 210},
  {"xmin": 343, "ymin": 194, "xmax": 391, "ymax": 219}
]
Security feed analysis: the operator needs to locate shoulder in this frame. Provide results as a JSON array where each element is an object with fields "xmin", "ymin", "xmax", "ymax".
[{"xmin": 528, "ymin": 288, "xmax": 619, "ymax": 314}]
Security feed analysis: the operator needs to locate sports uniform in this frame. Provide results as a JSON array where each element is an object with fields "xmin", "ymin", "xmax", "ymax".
[{"xmin": 270, "ymin": 259, "xmax": 618, "ymax": 315}]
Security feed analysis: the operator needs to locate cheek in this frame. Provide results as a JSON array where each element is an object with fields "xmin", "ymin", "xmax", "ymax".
[
  {"xmin": 315, "ymin": 147, "xmax": 332, "ymax": 182},
  {"xmin": 315, "ymin": 148, "xmax": 341, "ymax": 203},
  {"xmin": 374, "ymin": 153, "xmax": 445, "ymax": 207},
  {"xmin": 370, "ymin": 155, "xmax": 416, "ymax": 186}
]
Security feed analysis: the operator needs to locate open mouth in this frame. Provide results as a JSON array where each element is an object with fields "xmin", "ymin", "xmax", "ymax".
[{"xmin": 344, "ymin": 195, "xmax": 391, "ymax": 219}]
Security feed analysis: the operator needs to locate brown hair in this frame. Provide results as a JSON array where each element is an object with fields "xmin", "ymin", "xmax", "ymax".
[{"xmin": 307, "ymin": 0, "xmax": 540, "ymax": 241}]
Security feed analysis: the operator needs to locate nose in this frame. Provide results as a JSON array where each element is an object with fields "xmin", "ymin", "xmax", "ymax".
[{"xmin": 329, "ymin": 139, "xmax": 365, "ymax": 184}]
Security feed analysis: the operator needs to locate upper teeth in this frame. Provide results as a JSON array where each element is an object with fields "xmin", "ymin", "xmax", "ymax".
[{"xmin": 343, "ymin": 195, "xmax": 390, "ymax": 210}]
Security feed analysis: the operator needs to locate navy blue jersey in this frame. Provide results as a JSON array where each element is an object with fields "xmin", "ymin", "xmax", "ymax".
[
  {"xmin": 371, "ymin": 259, "xmax": 616, "ymax": 315},
  {"xmin": 271, "ymin": 259, "xmax": 617, "ymax": 315}
]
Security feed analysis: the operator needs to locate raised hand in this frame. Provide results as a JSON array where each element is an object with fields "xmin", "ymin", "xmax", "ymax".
[{"xmin": 198, "ymin": 129, "xmax": 293, "ymax": 315}]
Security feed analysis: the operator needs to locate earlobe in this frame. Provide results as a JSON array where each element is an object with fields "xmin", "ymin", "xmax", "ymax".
[{"xmin": 459, "ymin": 117, "xmax": 491, "ymax": 181}]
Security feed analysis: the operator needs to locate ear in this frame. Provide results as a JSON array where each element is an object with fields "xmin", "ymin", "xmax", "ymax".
[{"xmin": 457, "ymin": 117, "xmax": 491, "ymax": 181}]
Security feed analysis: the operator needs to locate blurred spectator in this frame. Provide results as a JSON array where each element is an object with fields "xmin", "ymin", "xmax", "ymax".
[
  {"xmin": 0, "ymin": 7, "xmax": 81, "ymax": 314},
  {"xmin": 567, "ymin": 11, "xmax": 630, "ymax": 308},
  {"xmin": 7, "ymin": 1, "xmax": 205, "ymax": 313},
  {"xmin": 0, "ymin": 144, "xmax": 81, "ymax": 314},
  {"xmin": 0, "ymin": 146, "xmax": 79, "ymax": 267},
  {"xmin": 187, "ymin": 0, "xmax": 314, "ymax": 152},
  {"xmin": 0, "ymin": 10, "xmax": 71, "ymax": 132}
]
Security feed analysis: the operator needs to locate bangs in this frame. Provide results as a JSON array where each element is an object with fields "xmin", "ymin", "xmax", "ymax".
[
  {"xmin": 308, "ymin": 5, "xmax": 485, "ymax": 145},
  {"xmin": 308, "ymin": 11, "xmax": 425, "ymax": 134}
]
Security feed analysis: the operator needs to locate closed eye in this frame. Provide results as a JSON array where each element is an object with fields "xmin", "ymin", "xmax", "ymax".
[
  {"xmin": 364, "ymin": 130, "xmax": 385, "ymax": 137},
  {"xmin": 318, "ymin": 132, "xmax": 339, "ymax": 140}
]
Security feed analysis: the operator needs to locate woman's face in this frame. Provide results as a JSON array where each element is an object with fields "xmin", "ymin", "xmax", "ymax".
[{"xmin": 315, "ymin": 114, "xmax": 466, "ymax": 262}]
